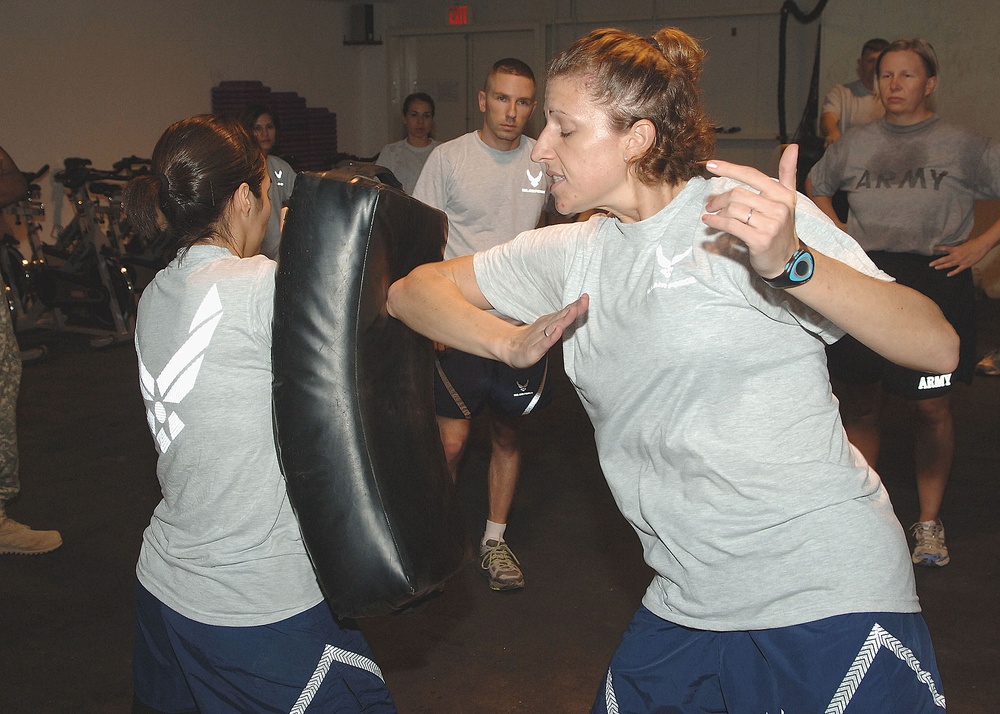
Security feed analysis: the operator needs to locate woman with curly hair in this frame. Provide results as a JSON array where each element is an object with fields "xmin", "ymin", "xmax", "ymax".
[{"xmin": 389, "ymin": 27, "xmax": 954, "ymax": 712}]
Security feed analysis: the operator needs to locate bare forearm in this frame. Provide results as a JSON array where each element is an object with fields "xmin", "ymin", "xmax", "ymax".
[
  {"xmin": 387, "ymin": 255, "xmax": 588, "ymax": 368},
  {"xmin": 791, "ymin": 251, "xmax": 959, "ymax": 373},
  {"xmin": 387, "ymin": 260, "xmax": 515, "ymax": 361},
  {"xmin": 965, "ymin": 217, "xmax": 1000, "ymax": 258},
  {"xmin": 820, "ymin": 112, "xmax": 840, "ymax": 146}
]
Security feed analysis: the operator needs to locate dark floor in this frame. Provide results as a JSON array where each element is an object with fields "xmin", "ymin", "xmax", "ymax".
[{"xmin": 2, "ymin": 297, "xmax": 999, "ymax": 713}]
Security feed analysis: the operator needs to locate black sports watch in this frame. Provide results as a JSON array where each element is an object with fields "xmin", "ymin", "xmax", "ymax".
[{"xmin": 762, "ymin": 240, "xmax": 815, "ymax": 289}]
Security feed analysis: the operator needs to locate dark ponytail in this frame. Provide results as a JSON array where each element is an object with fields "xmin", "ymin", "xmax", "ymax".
[{"xmin": 124, "ymin": 115, "xmax": 266, "ymax": 254}]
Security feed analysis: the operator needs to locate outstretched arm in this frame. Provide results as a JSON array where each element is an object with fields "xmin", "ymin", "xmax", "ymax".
[
  {"xmin": 387, "ymin": 254, "xmax": 589, "ymax": 368},
  {"xmin": 0, "ymin": 145, "xmax": 28, "ymax": 210},
  {"xmin": 701, "ymin": 144, "xmax": 958, "ymax": 375}
]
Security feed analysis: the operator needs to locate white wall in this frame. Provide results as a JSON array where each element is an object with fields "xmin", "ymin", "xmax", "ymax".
[
  {"xmin": 1, "ymin": 0, "xmax": 388, "ymax": 230},
  {"xmin": 3, "ymin": 0, "xmax": 998, "ymax": 263},
  {"xmin": 820, "ymin": 0, "xmax": 1000, "ymax": 139}
]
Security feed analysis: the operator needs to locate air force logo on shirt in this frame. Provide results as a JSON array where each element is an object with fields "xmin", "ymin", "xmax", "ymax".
[
  {"xmin": 137, "ymin": 285, "xmax": 224, "ymax": 454},
  {"xmin": 522, "ymin": 168, "xmax": 546, "ymax": 194},
  {"xmin": 648, "ymin": 246, "xmax": 696, "ymax": 293}
]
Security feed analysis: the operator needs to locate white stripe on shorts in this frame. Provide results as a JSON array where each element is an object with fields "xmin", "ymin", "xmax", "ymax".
[
  {"xmin": 604, "ymin": 668, "xmax": 619, "ymax": 714},
  {"xmin": 520, "ymin": 357, "xmax": 549, "ymax": 415},
  {"xmin": 824, "ymin": 623, "xmax": 946, "ymax": 714},
  {"xmin": 289, "ymin": 644, "xmax": 385, "ymax": 714}
]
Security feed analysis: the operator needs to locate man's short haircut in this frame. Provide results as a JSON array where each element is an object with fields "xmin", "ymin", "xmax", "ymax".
[
  {"xmin": 862, "ymin": 38, "xmax": 890, "ymax": 56},
  {"xmin": 485, "ymin": 58, "xmax": 536, "ymax": 91}
]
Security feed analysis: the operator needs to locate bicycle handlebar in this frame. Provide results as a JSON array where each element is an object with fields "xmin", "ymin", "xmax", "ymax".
[
  {"xmin": 112, "ymin": 155, "xmax": 151, "ymax": 172},
  {"xmin": 56, "ymin": 156, "xmax": 152, "ymax": 189},
  {"xmin": 22, "ymin": 164, "xmax": 50, "ymax": 184}
]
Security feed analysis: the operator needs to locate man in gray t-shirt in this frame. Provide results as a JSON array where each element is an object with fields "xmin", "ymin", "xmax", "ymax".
[
  {"xmin": 413, "ymin": 59, "xmax": 549, "ymax": 592},
  {"xmin": 820, "ymin": 38, "xmax": 888, "ymax": 148}
]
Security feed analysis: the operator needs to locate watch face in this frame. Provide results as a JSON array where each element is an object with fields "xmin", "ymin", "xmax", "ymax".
[
  {"xmin": 790, "ymin": 249, "xmax": 815, "ymax": 283},
  {"xmin": 762, "ymin": 246, "xmax": 815, "ymax": 289}
]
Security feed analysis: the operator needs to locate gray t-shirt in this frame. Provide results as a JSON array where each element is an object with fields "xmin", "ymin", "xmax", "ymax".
[
  {"xmin": 413, "ymin": 130, "xmax": 549, "ymax": 260},
  {"xmin": 475, "ymin": 176, "xmax": 919, "ymax": 631},
  {"xmin": 135, "ymin": 245, "xmax": 322, "ymax": 626},
  {"xmin": 377, "ymin": 138, "xmax": 439, "ymax": 195},
  {"xmin": 260, "ymin": 154, "xmax": 296, "ymax": 261},
  {"xmin": 809, "ymin": 115, "xmax": 1000, "ymax": 254},
  {"xmin": 821, "ymin": 79, "xmax": 884, "ymax": 135}
]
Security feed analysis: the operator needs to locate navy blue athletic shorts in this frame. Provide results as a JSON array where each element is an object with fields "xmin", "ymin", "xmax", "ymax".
[
  {"xmin": 132, "ymin": 581, "xmax": 395, "ymax": 714},
  {"xmin": 826, "ymin": 250, "xmax": 975, "ymax": 400},
  {"xmin": 434, "ymin": 348, "xmax": 553, "ymax": 419},
  {"xmin": 592, "ymin": 606, "xmax": 945, "ymax": 714}
]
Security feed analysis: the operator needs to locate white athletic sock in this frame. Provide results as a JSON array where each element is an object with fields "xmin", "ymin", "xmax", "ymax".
[{"xmin": 483, "ymin": 520, "xmax": 507, "ymax": 545}]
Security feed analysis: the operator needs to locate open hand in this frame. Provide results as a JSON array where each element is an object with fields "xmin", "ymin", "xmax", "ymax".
[
  {"xmin": 930, "ymin": 237, "xmax": 990, "ymax": 277},
  {"xmin": 502, "ymin": 294, "xmax": 590, "ymax": 368}
]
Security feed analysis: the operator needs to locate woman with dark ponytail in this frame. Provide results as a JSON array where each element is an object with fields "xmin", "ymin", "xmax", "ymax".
[
  {"xmin": 389, "ymin": 28, "xmax": 953, "ymax": 712},
  {"xmin": 126, "ymin": 115, "xmax": 395, "ymax": 714}
]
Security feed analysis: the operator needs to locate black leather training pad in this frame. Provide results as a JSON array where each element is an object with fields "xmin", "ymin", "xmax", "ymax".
[{"xmin": 272, "ymin": 171, "xmax": 468, "ymax": 618}]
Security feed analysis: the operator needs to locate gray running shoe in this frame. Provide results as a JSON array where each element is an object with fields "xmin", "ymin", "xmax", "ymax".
[
  {"xmin": 910, "ymin": 520, "xmax": 949, "ymax": 567},
  {"xmin": 479, "ymin": 539, "xmax": 525, "ymax": 591}
]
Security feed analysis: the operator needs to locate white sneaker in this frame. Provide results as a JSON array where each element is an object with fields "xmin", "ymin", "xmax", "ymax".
[{"xmin": 0, "ymin": 516, "xmax": 63, "ymax": 555}]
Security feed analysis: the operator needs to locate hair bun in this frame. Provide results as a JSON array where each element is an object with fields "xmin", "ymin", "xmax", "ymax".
[{"xmin": 650, "ymin": 27, "xmax": 705, "ymax": 83}]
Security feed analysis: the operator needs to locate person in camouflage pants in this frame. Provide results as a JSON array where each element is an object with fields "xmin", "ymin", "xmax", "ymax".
[
  {"xmin": 0, "ymin": 143, "xmax": 61, "ymax": 555},
  {"xmin": 1, "ymin": 302, "xmax": 23, "ymax": 501}
]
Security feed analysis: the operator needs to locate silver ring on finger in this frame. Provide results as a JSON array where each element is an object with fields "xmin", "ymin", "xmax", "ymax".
[
  {"xmin": 543, "ymin": 326, "xmax": 550, "ymax": 337},
  {"xmin": 745, "ymin": 207, "xmax": 754, "ymax": 226}
]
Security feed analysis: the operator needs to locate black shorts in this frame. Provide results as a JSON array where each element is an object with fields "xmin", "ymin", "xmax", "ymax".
[
  {"xmin": 434, "ymin": 349, "xmax": 553, "ymax": 419},
  {"xmin": 826, "ymin": 250, "xmax": 975, "ymax": 400}
]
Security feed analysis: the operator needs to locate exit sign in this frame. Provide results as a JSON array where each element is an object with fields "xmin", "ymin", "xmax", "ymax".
[{"xmin": 448, "ymin": 5, "xmax": 468, "ymax": 25}]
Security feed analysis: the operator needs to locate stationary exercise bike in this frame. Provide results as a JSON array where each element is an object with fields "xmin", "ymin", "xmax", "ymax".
[
  {"xmin": 95, "ymin": 155, "xmax": 172, "ymax": 293},
  {"xmin": 1, "ymin": 164, "xmax": 50, "ymax": 334},
  {"xmin": 39, "ymin": 157, "xmax": 142, "ymax": 346}
]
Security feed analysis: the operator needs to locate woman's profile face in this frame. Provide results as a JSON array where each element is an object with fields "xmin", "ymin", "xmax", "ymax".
[
  {"xmin": 403, "ymin": 100, "xmax": 434, "ymax": 143},
  {"xmin": 877, "ymin": 50, "xmax": 937, "ymax": 123},
  {"xmin": 252, "ymin": 113, "xmax": 277, "ymax": 153},
  {"xmin": 531, "ymin": 75, "xmax": 631, "ymax": 217}
]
